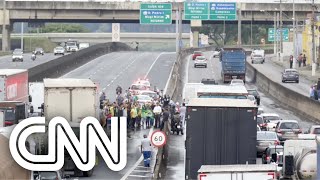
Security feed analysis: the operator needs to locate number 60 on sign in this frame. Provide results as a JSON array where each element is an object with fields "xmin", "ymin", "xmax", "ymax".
[{"xmin": 151, "ymin": 130, "xmax": 167, "ymax": 147}]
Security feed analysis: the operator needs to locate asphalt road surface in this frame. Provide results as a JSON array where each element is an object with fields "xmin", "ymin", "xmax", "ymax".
[
  {"xmin": 162, "ymin": 51, "xmax": 315, "ymax": 179},
  {"xmin": 61, "ymin": 51, "xmax": 176, "ymax": 180},
  {"xmin": 0, "ymin": 53, "xmax": 66, "ymax": 69}
]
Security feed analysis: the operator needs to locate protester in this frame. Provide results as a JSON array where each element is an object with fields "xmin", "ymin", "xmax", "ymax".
[
  {"xmin": 289, "ymin": 55, "xmax": 293, "ymax": 69},
  {"xmin": 141, "ymin": 134, "xmax": 152, "ymax": 167},
  {"xmin": 303, "ymin": 54, "xmax": 307, "ymax": 67}
]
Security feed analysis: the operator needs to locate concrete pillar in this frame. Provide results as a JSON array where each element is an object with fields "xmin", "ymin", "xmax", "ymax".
[
  {"xmin": 2, "ymin": 25, "xmax": 11, "ymax": 51},
  {"xmin": 192, "ymin": 28, "xmax": 199, "ymax": 48}
]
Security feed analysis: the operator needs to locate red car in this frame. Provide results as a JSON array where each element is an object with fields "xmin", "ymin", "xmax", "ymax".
[{"xmin": 192, "ymin": 51, "xmax": 204, "ymax": 60}]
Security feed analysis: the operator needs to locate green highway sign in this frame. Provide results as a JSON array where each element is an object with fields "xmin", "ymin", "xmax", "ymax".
[
  {"xmin": 209, "ymin": 2, "xmax": 237, "ymax": 20},
  {"xmin": 184, "ymin": 2, "xmax": 209, "ymax": 20},
  {"xmin": 140, "ymin": 3, "xmax": 172, "ymax": 25},
  {"xmin": 268, "ymin": 28, "xmax": 289, "ymax": 42},
  {"xmin": 184, "ymin": 2, "xmax": 237, "ymax": 20}
]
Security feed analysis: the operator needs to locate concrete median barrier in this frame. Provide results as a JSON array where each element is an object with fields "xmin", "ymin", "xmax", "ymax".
[
  {"xmin": 246, "ymin": 62, "xmax": 320, "ymax": 122},
  {"xmin": 28, "ymin": 42, "xmax": 132, "ymax": 82}
]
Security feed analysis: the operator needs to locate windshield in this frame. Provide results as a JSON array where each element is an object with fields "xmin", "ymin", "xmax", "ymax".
[
  {"xmin": 131, "ymin": 85, "xmax": 147, "ymax": 90},
  {"xmin": 13, "ymin": 51, "xmax": 22, "ymax": 55},
  {"xmin": 257, "ymin": 132, "xmax": 277, "ymax": 140},
  {"xmin": 194, "ymin": 51, "xmax": 202, "ymax": 54},
  {"xmin": 138, "ymin": 95, "xmax": 151, "ymax": 100},
  {"xmin": 279, "ymin": 122, "xmax": 299, "ymax": 129},
  {"xmin": 257, "ymin": 117, "xmax": 263, "ymax": 124},
  {"xmin": 313, "ymin": 128, "xmax": 320, "ymax": 134},
  {"xmin": 285, "ymin": 70, "xmax": 297, "ymax": 74},
  {"xmin": 56, "ymin": 47, "xmax": 64, "ymax": 50},
  {"xmin": 248, "ymin": 90, "xmax": 258, "ymax": 96},
  {"xmin": 66, "ymin": 42, "xmax": 76, "ymax": 46},
  {"xmin": 196, "ymin": 57, "xmax": 206, "ymax": 60}
]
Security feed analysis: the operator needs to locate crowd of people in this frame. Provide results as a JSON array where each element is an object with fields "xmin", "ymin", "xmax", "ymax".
[
  {"xmin": 98, "ymin": 86, "xmax": 187, "ymax": 134},
  {"xmin": 289, "ymin": 53, "xmax": 307, "ymax": 69}
]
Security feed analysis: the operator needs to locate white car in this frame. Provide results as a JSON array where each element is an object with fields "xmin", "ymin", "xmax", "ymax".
[
  {"xmin": 230, "ymin": 79, "xmax": 245, "ymax": 86},
  {"xmin": 130, "ymin": 83, "xmax": 149, "ymax": 95},
  {"xmin": 136, "ymin": 95, "xmax": 153, "ymax": 105},
  {"xmin": 212, "ymin": 50, "xmax": 220, "ymax": 58},
  {"xmin": 53, "ymin": 46, "xmax": 65, "ymax": 55},
  {"xmin": 247, "ymin": 95, "xmax": 257, "ymax": 105},
  {"xmin": 12, "ymin": 49, "xmax": 23, "ymax": 62},
  {"xmin": 136, "ymin": 79, "xmax": 151, "ymax": 88},
  {"xmin": 139, "ymin": 90, "xmax": 158, "ymax": 100},
  {"xmin": 251, "ymin": 54, "xmax": 264, "ymax": 64},
  {"xmin": 260, "ymin": 113, "xmax": 281, "ymax": 131},
  {"xmin": 194, "ymin": 56, "xmax": 207, "ymax": 68}
]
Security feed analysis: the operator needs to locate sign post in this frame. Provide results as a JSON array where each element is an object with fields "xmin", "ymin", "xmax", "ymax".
[
  {"xmin": 140, "ymin": 3, "xmax": 172, "ymax": 25},
  {"xmin": 112, "ymin": 23, "xmax": 120, "ymax": 42},
  {"xmin": 151, "ymin": 130, "xmax": 167, "ymax": 148}
]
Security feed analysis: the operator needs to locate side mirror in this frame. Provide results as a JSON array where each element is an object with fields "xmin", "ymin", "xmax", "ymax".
[{"xmin": 29, "ymin": 95, "xmax": 32, "ymax": 102}]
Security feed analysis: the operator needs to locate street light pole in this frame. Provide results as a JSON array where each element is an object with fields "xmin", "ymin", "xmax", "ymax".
[
  {"xmin": 311, "ymin": 0, "xmax": 316, "ymax": 76},
  {"xmin": 293, "ymin": 0, "xmax": 296, "ymax": 68},
  {"xmin": 274, "ymin": 11, "xmax": 277, "ymax": 56},
  {"xmin": 280, "ymin": 0, "xmax": 283, "ymax": 58},
  {"xmin": 251, "ymin": 11, "xmax": 253, "ymax": 46}
]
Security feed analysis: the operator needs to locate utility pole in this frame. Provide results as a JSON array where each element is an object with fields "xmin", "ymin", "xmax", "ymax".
[
  {"xmin": 178, "ymin": 2, "xmax": 182, "ymax": 53},
  {"xmin": 175, "ymin": 3, "xmax": 179, "ymax": 59},
  {"xmin": 280, "ymin": 0, "xmax": 283, "ymax": 60},
  {"xmin": 21, "ymin": 22, "xmax": 24, "ymax": 51},
  {"xmin": 2, "ymin": 0, "xmax": 6, "ymax": 51},
  {"xmin": 293, "ymin": 0, "xmax": 296, "ymax": 68},
  {"xmin": 277, "ymin": 12, "xmax": 280, "ymax": 61},
  {"xmin": 251, "ymin": 11, "xmax": 253, "ymax": 46},
  {"xmin": 237, "ymin": 6, "xmax": 242, "ymax": 47},
  {"xmin": 223, "ymin": 20, "xmax": 225, "ymax": 47},
  {"xmin": 274, "ymin": 12, "xmax": 277, "ymax": 56},
  {"xmin": 311, "ymin": 0, "xmax": 316, "ymax": 76}
]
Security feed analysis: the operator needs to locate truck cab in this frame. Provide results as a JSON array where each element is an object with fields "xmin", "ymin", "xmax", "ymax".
[{"xmin": 0, "ymin": 101, "xmax": 28, "ymax": 126}]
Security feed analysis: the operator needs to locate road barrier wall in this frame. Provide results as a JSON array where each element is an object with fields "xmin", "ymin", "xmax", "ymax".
[
  {"xmin": 28, "ymin": 42, "xmax": 132, "ymax": 81},
  {"xmin": 246, "ymin": 62, "xmax": 320, "ymax": 122}
]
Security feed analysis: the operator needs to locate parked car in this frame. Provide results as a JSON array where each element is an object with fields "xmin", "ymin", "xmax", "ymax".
[
  {"xmin": 212, "ymin": 48, "xmax": 220, "ymax": 58},
  {"xmin": 260, "ymin": 113, "xmax": 281, "ymax": 131},
  {"xmin": 12, "ymin": 49, "xmax": 23, "ymax": 62},
  {"xmin": 247, "ymin": 89, "xmax": 261, "ymax": 105},
  {"xmin": 34, "ymin": 47, "xmax": 44, "ymax": 55},
  {"xmin": 275, "ymin": 120, "xmax": 302, "ymax": 142},
  {"xmin": 257, "ymin": 115, "xmax": 267, "ymax": 131},
  {"xmin": 306, "ymin": 125, "xmax": 320, "ymax": 135},
  {"xmin": 281, "ymin": 69, "xmax": 299, "ymax": 83},
  {"xmin": 262, "ymin": 145, "xmax": 284, "ymax": 164},
  {"xmin": 192, "ymin": 51, "xmax": 204, "ymax": 60},
  {"xmin": 230, "ymin": 79, "xmax": 245, "ymax": 86},
  {"xmin": 53, "ymin": 46, "xmax": 65, "ymax": 55},
  {"xmin": 257, "ymin": 131, "xmax": 280, "ymax": 156},
  {"xmin": 251, "ymin": 54, "xmax": 264, "ymax": 64},
  {"xmin": 194, "ymin": 56, "xmax": 207, "ymax": 68}
]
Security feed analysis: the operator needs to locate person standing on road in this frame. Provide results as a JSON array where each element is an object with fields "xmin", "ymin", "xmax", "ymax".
[
  {"xmin": 303, "ymin": 54, "xmax": 307, "ymax": 67},
  {"xmin": 180, "ymin": 103, "xmax": 187, "ymax": 128},
  {"xmin": 153, "ymin": 103, "xmax": 162, "ymax": 128},
  {"xmin": 130, "ymin": 105, "xmax": 138, "ymax": 129},
  {"xmin": 141, "ymin": 134, "xmax": 152, "ymax": 167},
  {"xmin": 160, "ymin": 107, "xmax": 170, "ymax": 131},
  {"xmin": 289, "ymin": 55, "xmax": 293, "ymax": 69},
  {"xmin": 298, "ymin": 53, "xmax": 302, "ymax": 67}
]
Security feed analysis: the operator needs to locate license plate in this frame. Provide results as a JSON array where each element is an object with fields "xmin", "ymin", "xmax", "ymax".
[
  {"xmin": 177, "ymin": 125, "xmax": 181, "ymax": 128},
  {"xmin": 232, "ymin": 76, "xmax": 237, "ymax": 78}
]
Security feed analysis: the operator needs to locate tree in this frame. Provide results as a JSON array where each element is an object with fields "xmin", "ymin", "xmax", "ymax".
[{"xmin": 29, "ymin": 23, "xmax": 89, "ymax": 33}]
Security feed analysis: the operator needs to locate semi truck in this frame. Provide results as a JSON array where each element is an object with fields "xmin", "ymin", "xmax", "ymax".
[
  {"xmin": 282, "ymin": 135, "xmax": 317, "ymax": 179},
  {"xmin": 197, "ymin": 164, "xmax": 278, "ymax": 180},
  {"xmin": 34, "ymin": 78, "xmax": 98, "ymax": 177},
  {"xmin": 220, "ymin": 48, "xmax": 246, "ymax": 83},
  {"xmin": 185, "ymin": 98, "xmax": 258, "ymax": 179},
  {"xmin": 0, "ymin": 69, "xmax": 32, "ymax": 126}
]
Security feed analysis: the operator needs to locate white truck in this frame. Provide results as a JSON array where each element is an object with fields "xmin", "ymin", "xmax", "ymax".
[
  {"xmin": 36, "ymin": 78, "xmax": 98, "ymax": 177},
  {"xmin": 251, "ymin": 49, "xmax": 265, "ymax": 62},
  {"xmin": 29, "ymin": 82, "xmax": 44, "ymax": 116},
  {"xmin": 183, "ymin": 83, "xmax": 204, "ymax": 104},
  {"xmin": 197, "ymin": 164, "xmax": 278, "ymax": 180},
  {"xmin": 282, "ymin": 134, "xmax": 317, "ymax": 179},
  {"xmin": 79, "ymin": 42, "xmax": 90, "ymax": 50}
]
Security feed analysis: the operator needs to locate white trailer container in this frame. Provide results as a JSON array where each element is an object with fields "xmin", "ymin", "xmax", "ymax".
[
  {"xmin": 44, "ymin": 78, "xmax": 97, "ymax": 123},
  {"xmin": 197, "ymin": 164, "xmax": 277, "ymax": 180},
  {"xmin": 183, "ymin": 83, "xmax": 204, "ymax": 104},
  {"xmin": 29, "ymin": 82, "xmax": 44, "ymax": 115}
]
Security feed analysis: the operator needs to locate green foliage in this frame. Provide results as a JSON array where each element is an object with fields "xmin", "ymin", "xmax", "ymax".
[
  {"xmin": 21, "ymin": 37, "xmax": 57, "ymax": 52},
  {"xmin": 200, "ymin": 23, "xmax": 272, "ymax": 47},
  {"xmin": 29, "ymin": 23, "xmax": 89, "ymax": 33}
]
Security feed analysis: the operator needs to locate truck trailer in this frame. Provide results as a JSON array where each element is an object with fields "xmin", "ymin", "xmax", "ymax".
[
  {"xmin": 185, "ymin": 98, "xmax": 258, "ymax": 179},
  {"xmin": 219, "ymin": 48, "xmax": 247, "ymax": 83},
  {"xmin": 35, "ymin": 78, "xmax": 98, "ymax": 177},
  {"xmin": 0, "ymin": 69, "xmax": 31, "ymax": 126}
]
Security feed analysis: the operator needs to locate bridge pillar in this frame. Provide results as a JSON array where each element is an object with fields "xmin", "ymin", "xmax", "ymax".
[{"xmin": 2, "ymin": 24, "xmax": 11, "ymax": 51}]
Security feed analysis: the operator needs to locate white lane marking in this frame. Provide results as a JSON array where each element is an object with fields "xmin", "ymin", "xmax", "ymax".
[
  {"xmin": 132, "ymin": 170, "xmax": 151, "ymax": 173},
  {"xmin": 120, "ymin": 127, "xmax": 154, "ymax": 180},
  {"xmin": 61, "ymin": 53, "xmax": 115, "ymax": 77},
  {"xmin": 144, "ymin": 52, "xmax": 175, "ymax": 79},
  {"xmin": 163, "ymin": 53, "xmax": 177, "ymax": 95}
]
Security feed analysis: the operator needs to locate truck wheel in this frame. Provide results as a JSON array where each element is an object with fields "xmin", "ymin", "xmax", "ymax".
[{"xmin": 84, "ymin": 169, "xmax": 94, "ymax": 177}]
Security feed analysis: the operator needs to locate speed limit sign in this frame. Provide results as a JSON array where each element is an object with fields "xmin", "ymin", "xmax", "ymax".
[{"xmin": 151, "ymin": 130, "xmax": 167, "ymax": 147}]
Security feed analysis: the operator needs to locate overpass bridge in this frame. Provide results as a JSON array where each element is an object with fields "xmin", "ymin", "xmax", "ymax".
[
  {"xmin": 0, "ymin": 0, "xmax": 317, "ymax": 50},
  {"xmin": 5, "ymin": 33, "xmax": 190, "ymax": 43}
]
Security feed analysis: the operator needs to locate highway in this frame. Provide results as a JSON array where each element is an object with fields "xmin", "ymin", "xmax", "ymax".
[
  {"xmin": 61, "ymin": 51, "xmax": 176, "ymax": 179},
  {"xmin": 162, "ymin": 51, "xmax": 315, "ymax": 179},
  {"xmin": 0, "ymin": 53, "xmax": 65, "ymax": 69}
]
